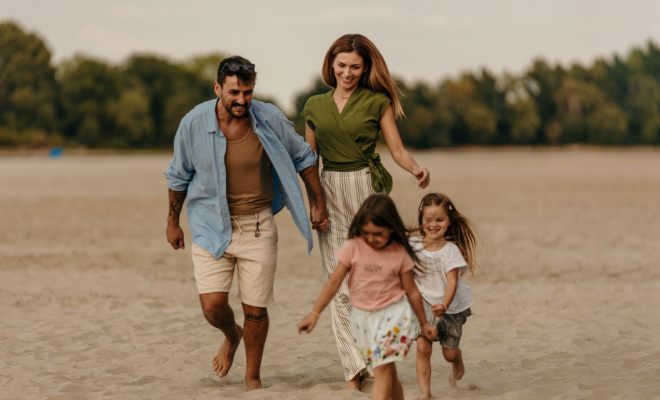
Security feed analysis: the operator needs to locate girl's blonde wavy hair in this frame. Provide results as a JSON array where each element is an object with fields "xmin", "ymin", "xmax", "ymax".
[
  {"xmin": 322, "ymin": 34, "xmax": 404, "ymax": 119},
  {"xmin": 418, "ymin": 193, "xmax": 479, "ymax": 276}
]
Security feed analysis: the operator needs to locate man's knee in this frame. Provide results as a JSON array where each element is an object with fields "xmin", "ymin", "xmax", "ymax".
[
  {"xmin": 243, "ymin": 304, "xmax": 268, "ymax": 323},
  {"xmin": 199, "ymin": 292, "xmax": 230, "ymax": 318}
]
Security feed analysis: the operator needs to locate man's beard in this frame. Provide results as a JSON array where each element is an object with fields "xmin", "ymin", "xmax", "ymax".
[{"xmin": 224, "ymin": 101, "xmax": 249, "ymax": 118}]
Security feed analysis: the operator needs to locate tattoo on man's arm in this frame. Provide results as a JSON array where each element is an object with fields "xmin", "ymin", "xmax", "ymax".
[
  {"xmin": 244, "ymin": 311, "xmax": 268, "ymax": 322},
  {"xmin": 299, "ymin": 168, "xmax": 313, "ymax": 177},
  {"xmin": 168, "ymin": 189, "xmax": 187, "ymax": 223}
]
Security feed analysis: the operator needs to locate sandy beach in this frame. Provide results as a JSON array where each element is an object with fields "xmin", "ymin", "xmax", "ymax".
[{"xmin": 1, "ymin": 149, "xmax": 659, "ymax": 400}]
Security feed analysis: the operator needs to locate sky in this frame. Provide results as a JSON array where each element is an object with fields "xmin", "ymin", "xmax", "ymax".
[{"xmin": 3, "ymin": 0, "xmax": 660, "ymax": 113}]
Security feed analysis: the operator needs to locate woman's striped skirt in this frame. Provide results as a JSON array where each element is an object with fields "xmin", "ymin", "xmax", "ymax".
[{"xmin": 318, "ymin": 167, "xmax": 382, "ymax": 382}]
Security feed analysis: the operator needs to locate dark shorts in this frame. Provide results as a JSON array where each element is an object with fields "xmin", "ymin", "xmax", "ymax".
[
  {"xmin": 436, "ymin": 308, "xmax": 471, "ymax": 350},
  {"xmin": 414, "ymin": 300, "xmax": 471, "ymax": 350}
]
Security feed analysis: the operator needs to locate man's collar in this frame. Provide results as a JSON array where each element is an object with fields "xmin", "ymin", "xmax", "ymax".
[{"xmin": 206, "ymin": 98, "xmax": 221, "ymax": 133}]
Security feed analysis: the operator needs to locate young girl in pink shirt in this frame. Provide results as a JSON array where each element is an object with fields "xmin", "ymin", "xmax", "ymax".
[{"xmin": 298, "ymin": 194, "xmax": 437, "ymax": 400}]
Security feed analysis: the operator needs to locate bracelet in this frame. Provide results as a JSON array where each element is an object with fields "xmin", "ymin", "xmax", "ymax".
[{"xmin": 310, "ymin": 310, "xmax": 320, "ymax": 318}]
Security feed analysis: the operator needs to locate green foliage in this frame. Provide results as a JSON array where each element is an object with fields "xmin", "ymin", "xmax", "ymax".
[
  {"xmin": 0, "ymin": 21, "xmax": 58, "ymax": 135},
  {"xmin": 625, "ymin": 74, "xmax": 660, "ymax": 143},
  {"xmin": 1, "ymin": 20, "xmax": 660, "ymax": 148},
  {"xmin": 185, "ymin": 53, "xmax": 226, "ymax": 82},
  {"xmin": 58, "ymin": 55, "xmax": 121, "ymax": 145},
  {"xmin": 397, "ymin": 80, "xmax": 452, "ymax": 147}
]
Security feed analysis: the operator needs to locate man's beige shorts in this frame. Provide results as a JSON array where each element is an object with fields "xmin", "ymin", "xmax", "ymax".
[{"xmin": 192, "ymin": 207, "xmax": 278, "ymax": 308}]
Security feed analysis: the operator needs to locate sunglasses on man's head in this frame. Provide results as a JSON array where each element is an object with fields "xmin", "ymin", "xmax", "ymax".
[{"xmin": 219, "ymin": 62, "xmax": 256, "ymax": 74}]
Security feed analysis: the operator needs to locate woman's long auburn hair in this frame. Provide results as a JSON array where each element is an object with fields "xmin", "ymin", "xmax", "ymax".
[
  {"xmin": 322, "ymin": 34, "xmax": 405, "ymax": 119},
  {"xmin": 418, "ymin": 193, "xmax": 479, "ymax": 277},
  {"xmin": 349, "ymin": 194, "xmax": 419, "ymax": 265}
]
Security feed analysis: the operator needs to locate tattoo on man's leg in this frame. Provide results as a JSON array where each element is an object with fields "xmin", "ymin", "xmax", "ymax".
[{"xmin": 244, "ymin": 311, "xmax": 268, "ymax": 322}]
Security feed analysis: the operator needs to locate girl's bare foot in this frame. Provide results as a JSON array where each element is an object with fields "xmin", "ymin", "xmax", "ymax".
[
  {"xmin": 212, "ymin": 325, "xmax": 244, "ymax": 378},
  {"xmin": 452, "ymin": 356, "xmax": 465, "ymax": 380},
  {"xmin": 245, "ymin": 379, "xmax": 263, "ymax": 391},
  {"xmin": 417, "ymin": 394, "xmax": 434, "ymax": 400}
]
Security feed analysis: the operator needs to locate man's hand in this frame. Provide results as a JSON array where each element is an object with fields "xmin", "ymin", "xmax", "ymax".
[
  {"xmin": 413, "ymin": 167, "xmax": 430, "ymax": 189},
  {"xmin": 167, "ymin": 188, "xmax": 187, "ymax": 250},
  {"xmin": 166, "ymin": 224, "xmax": 185, "ymax": 250},
  {"xmin": 310, "ymin": 201, "xmax": 329, "ymax": 233},
  {"xmin": 299, "ymin": 164, "xmax": 329, "ymax": 232}
]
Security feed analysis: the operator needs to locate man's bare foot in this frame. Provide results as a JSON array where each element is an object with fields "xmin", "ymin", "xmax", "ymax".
[
  {"xmin": 452, "ymin": 356, "xmax": 465, "ymax": 380},
  {"xmin": 246, "ymin": 379, "xmax": 263, "ymax": 391},
  {"xmin": 212, "ymin": 325, "xmax": 243, "ymax": 378},
  {"xmin": 417, "ymin": 394, "xmax": 434, "ymax": 400}
]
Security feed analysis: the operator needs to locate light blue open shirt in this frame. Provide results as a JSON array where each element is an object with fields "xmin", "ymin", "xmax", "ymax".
[{"xmin": 164, "ymin": 99, "xmax": 317, "ymax": 259}]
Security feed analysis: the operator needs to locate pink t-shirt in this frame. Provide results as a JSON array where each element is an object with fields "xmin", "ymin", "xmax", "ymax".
[{"xmin": 336, "ymin": 237, "xmax": 415, "ymax": 311}]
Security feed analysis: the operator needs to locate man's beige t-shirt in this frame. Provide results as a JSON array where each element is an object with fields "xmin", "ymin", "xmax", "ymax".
[{"xmin": 225, "ymin": 125, "xmax": 275, "ymax": 215}]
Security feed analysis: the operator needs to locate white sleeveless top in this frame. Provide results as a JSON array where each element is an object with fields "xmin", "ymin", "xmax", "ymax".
[{"xmin": 410, "ymin": 237, "xmax": 473, "ymax": 314}]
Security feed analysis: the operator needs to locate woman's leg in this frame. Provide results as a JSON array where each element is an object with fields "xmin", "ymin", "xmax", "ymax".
[
  {"xmin": 318, "ymin": 171, "xmax": 369, "ymax": 385},
  {"xmin": 442, "ymin": 347, "xmax": 465, "ymax": 380},
  {"xmin": 415, "ymin": 337, "xmax": 433, "ymax": 398}
]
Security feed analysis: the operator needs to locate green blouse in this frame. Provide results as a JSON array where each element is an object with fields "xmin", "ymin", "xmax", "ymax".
[{"xmin": 301, "ymin": 85, "xmax": 393, "ymax": 194}]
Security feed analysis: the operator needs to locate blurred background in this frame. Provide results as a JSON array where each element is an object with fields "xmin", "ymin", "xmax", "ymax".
[
  {"xmin": 2, "ymin": 2, "xmax": 660, "ymax": 399},
  {"xmin": 2, "ymin": 0, "xmax": 660, "ymax": 149}
]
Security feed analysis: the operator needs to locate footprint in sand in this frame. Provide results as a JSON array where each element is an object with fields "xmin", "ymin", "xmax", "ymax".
[{"xmin": 448, "ymin": 374, "xmax": 479, "ymax": 391}]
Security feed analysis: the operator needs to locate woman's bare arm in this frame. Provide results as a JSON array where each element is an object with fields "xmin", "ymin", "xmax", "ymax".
[{"xmin": 380, "ymin": 106, "xmax": 430, "ymax": 188}]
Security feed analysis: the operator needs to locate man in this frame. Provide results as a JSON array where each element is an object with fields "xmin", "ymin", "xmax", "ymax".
[{"xmin": 165, "ymin": 56, "xmax": 328, "ymax": 391}]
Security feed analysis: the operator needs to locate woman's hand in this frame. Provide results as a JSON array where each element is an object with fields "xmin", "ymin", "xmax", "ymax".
[
  {"xmin": 431, "ymin": 303, "xmax": 447, "ymax": 317},
  {"xmin": 413, "ymin": 167, "xmax": 430, "ymax": 189},
  {"xmin": 298, "ymin": 313, "xmax": 319, "ymax": 334},
  {"xmin": 422, "ymin": 322, "xmax": 438, "ymax": 342}
]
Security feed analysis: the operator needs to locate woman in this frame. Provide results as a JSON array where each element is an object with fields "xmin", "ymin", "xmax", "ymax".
[{"xmin": 301, "ymin": 34, "xmax": 431, "ymax": 389}]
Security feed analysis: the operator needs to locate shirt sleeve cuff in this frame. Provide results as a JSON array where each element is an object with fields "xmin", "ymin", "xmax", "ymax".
[
  {"xmin": 164, "ymin": 171, "xmax": 191, "ymax": 191},
  {"xmin": 294, "ymin": 149, "xmax": 318, "ymax": 173}
]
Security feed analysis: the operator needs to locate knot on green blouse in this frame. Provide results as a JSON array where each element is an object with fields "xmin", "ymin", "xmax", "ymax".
[{"xmin": 367, "ymin": 153, "xmax": 393, "ymax": 194}]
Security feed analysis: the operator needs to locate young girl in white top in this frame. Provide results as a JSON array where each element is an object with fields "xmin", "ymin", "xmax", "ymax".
[
  {"xmin": 411, "ymin": 193, "xmax": 478, "ymax": 399},
  {"xmin": 298, "ymin": 194, "xmax": 437, "ymax": 400}
]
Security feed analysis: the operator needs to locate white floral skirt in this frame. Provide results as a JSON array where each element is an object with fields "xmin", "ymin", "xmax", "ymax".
[{"xmin": 349, "ymin": 299, "xmax": 415, "ymax": 374}]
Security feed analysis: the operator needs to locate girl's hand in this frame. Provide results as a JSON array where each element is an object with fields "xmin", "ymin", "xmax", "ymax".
[
  {"xmin": 431, "ymin": 303, "xmax": 447, "ymax": 317},
  {"xmin": 298, "ymin": 314, "xmax": 318, "ymax": 334},
  {"xmin": 422, "ymin": 322, "xmax": 438, "ymax": 342},
  {"xmin": 412, "ymin": 167, "xmax": 430, "ymax": 189}
]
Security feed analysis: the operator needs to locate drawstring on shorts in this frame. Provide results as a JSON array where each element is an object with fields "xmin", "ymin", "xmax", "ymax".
[
  {"xmin": 230, "ymin": 213, "xmax": 261, "ymax": 237},
  {"xmin": 230, "ymin": 216, "xmax": 243, "ymax": 235}
]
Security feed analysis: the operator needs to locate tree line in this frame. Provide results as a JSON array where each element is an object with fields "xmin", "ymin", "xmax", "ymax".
[{"xmin": 2, "ymin": 20, "xmax": 660, "ymax": 148}]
